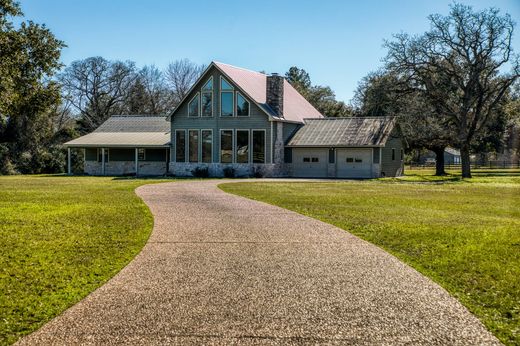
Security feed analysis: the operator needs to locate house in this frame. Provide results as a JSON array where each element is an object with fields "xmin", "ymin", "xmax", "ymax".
[{"xmin": 65, "ymin": 61, "xmax": 404, "ymax": 178}]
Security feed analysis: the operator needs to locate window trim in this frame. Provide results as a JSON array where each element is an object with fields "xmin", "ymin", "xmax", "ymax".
[
  {"xmin": 235, "ymin": 129, "xmax": 250, "ymax": 164},
  {"xmin": 97, "ymin": 148, "xmax": 109, "ymax": 163},
  {"xmin": 188, "ymin": 129, "xmax": 200, "ymax": 163},
  {"xmin": 188, "ymin": 92, "xmax": 200, "ymax": 117},
  {"xmin": 174, "ymin": 129, "xmax": 187, "ymax": 163},
  {"xmin": 220, "ymin": 76, "xmax": 233, "ymax": 91},
  {"xmin": 201, "ymin": 129, "xmax": 213, "ymax": 163},
  {"xmin": 137, "ymin": 148, "xmax": 146, "ymax": 161},
  {"xmin": 220, "ymin": 90, "xmax": 234, "ymax": 117},
  {"xmin": 219, "ymin": 129, "xmax": 234, "ymax": 164},
  {"xmin": 202, "ymin": 76, "xmax": 213, "ymax": 91},
  {"xmin": 236, "ymin": 91, "xmax": 250, "ymax": 117},
  {"xmin": 251, "ymin": 129, "xmax": 267, "ymax": 164}
]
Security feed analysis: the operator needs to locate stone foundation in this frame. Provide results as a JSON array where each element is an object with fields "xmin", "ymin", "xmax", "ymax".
[
  {"xmin": 169, "ymin": 163, "xmax": 287, "ymax": 178},
  {"xmin": 84, "ymin": 160, "xmax": 167, "ymax": 176}
]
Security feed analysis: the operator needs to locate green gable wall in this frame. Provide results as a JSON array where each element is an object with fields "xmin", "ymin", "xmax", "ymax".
[{"xmin": 171, "ymin": 66, "xmax": 273, "ymax": 163}]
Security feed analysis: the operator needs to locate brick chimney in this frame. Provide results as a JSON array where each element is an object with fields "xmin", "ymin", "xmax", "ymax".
[{"xmin": 266, "ymin": 73, "xmax": 284, "ymax": 117}]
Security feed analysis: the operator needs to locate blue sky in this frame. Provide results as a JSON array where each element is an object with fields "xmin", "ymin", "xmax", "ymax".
[{"xmin": 17, "ymin": 0, "xmax": 520, "ymax": 103}]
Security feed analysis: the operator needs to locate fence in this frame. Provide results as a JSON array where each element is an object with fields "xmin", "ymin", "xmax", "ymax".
[{"xmin": 409, "ymin": 161, "xmax": 520, "ymax": 170}]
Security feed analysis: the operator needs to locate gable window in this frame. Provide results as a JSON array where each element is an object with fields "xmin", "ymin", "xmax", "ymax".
[
  {"xmin": 220, "ymin": 77, "xmax": 234, "ymax": 116},
  {"xmin": 236, "ymin": 92, "xmax": 250, "ymax": 117},
  {"xmin": 252, "ymin": 130, "xmax": 265, "ymax": 163},
  {"xmin": 202, "ymin": 130, "xmax": 212, "ymax": 163},
  {"xmin": 220, "ymin": 130, "xmax": 233, "ymax": 163},
  {"xmin": 188, "ymin": 94, "xmax": 200, "ymax": 117},
  {"xmin": 236, "ymin": 130, "xmax": 249, "ymax": 163},
  {"xmin": 175, "ymin": 130, "xmax": 186, "ymax": 162},
  {"xmin": 201, "ymin": 77, "xmax": 213, "ymax": 117},
  {"xmin": 189, "ymin": 130, "xmax": 199, "ymax": 163},
  {"xmin": 202, "ymin": 77, "xmax": 213, "ymax": 91},
  {"xmin": 138, "ymin": 148, "xmax": 146, "ymax": 161}
]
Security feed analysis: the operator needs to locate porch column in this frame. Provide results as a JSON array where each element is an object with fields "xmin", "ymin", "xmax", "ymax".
[
  {"xmin": 135, "ymin": 148, "xmax": 139, "ymax": 176},
  {"xmin": 101, "ymin": 148, "xmax": 105, "ymax": 176},
  {"xmin": 67, "ymin": 147, "xmax": 71, "ymax": 175}
]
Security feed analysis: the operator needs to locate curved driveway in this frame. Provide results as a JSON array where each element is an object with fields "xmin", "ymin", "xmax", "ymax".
[{"xmin": 19, "ymin": 180, "xmax": 500, "ymax": 345}]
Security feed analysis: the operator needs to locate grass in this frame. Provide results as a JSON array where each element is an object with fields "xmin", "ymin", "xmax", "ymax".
[
  {"xmin": 220, "ymin": 169, "xmax": 520, "ymax": 345},
  {"xmin": 0, "ymin": 175, "xmax": 170, "ymax": 345}
]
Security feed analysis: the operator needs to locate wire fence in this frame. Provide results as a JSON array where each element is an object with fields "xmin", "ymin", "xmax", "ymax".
[{"xmin": 409, "ymin": 161, "xmax": 520, "ymax": 170}]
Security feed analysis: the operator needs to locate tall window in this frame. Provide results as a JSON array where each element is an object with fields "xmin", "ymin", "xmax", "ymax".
[
  {"xmin": 252, "ymin": 130, "xmax": 265, "ymax": 163},
  {"xmin": 188, "ymin": 94, "xmax": 199, "ymax": 117},
  {"xmin": 236, "ymin": 130, "xmax": 249, "ymax": 163},
  {"xmin": 189, "ymin": 130, "xmax": 199, "ymax": 163},
  {"xmin": 236, "ymin": 92, "xmax": 250, "ymax": 116},
  {"xmin": 202, "ymin": 130, "xmax": 212, "ymax": 163},
  {"xmin": 201, "ymin": 78, "xmax": 213, "ymax": 117},
  {"xmin": 392, "ymin": 148, "xmax": 396, "ymax": 161},
  {"xmin": 220, "ymin": 77, "xmax": 233, "ymax": 116},
  {"xmin": 220, "ymin": 130, "xmax": 233, "ymax": 163},
  {"xmin": 175, "ymin": 130, "xmax": 186, "ymax": 162}
]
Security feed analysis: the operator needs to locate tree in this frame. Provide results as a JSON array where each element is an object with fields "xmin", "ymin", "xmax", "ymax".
[
  {"xmin": 126, "ymin": 65, "xmax": 174, "ymax": 114},
  {"xmin": 59, "ymin": 57, "xmax": 137, "ymax": 134},
  {"xmin": 285, "ymin": 66, "xmax": 354, "ymax": 117},
  {"xmin": 354, "ymin": 70, "xmax": 454, "ymax": 175},
  {"xmin": 165, "ymin": 59, "xmax": 205, "ymax": 107},
  {"xmin": 0, "ymin": 0, "xmax": 66, "ymax": 174},
  {"xmin": 385, "ymin": 3, "xmax": 519, "ymax": 177}
]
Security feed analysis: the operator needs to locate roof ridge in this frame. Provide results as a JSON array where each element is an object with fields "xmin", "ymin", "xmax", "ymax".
[
  {"xmin": 213, "ymin": 61, "xmax": 267, "ymax": 76},
  {"xmin": 111, "ymin": 114, "xmax": 168, "ymax": 117}
]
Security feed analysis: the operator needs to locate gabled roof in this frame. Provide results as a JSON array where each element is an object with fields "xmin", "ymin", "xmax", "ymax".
[
  {"xmin": 287, "ymin": 117, "xmax": 397, "ymax": 147},
  {"xmin": 170, "ymin": 61, "xmax": 323, "ymax": 124},
  {"xmin": 65, "ymin": 115, "xmax": 170, "ymax": 148},
  {"xmin": 444, "ymin": 147, "xmax": 460, "ymax": 156}
]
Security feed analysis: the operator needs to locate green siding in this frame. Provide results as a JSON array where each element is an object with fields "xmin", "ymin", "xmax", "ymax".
[
  {"xmin": 381, "ymin": 133, "xmax": 404, "ymax": 177},
  {"xmin": 171, "ymin": 66, "xmax": 273, "ymax": 163},
  {"xmin": 283, "ymin": 123, "xmax": 301, "ymax": 144}
]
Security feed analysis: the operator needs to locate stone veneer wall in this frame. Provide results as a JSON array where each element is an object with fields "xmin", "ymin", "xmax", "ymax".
[
  {"xmin": 84, "ymin": 161, "xmax": 166, "ymax": 176},
  {"xmin": 169, "ymin": 163, "xmax": 288, "ymax": 178}
]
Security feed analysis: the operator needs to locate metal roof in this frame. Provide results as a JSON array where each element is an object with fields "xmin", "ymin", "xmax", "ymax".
[
  {"xmin": 64, "ymin": 115, "xmax": 170, "ymax": 147},
  {"xmin": 287, "ymin": 117, "xmax": 397, "ymax": 147}
]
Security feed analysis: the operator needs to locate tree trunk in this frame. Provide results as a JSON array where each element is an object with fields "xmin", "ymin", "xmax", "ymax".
[
  {"xmin": 433, "ymin": 147, "xmax": 446, "ymax": 176},
  {"xmin": 460, "ymin": 143, "xmax": 472, "ymax": 178}
]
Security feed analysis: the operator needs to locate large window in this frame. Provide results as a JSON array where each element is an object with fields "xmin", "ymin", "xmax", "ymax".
[
  {"xmin": 220, "ymin": 130, "xmax": 233, "ymax": 163},
  {"xmin": 189, "ymin": 130, "xmax": 199, "ymax": 163},
  {"xmin": 236, "ymin": 92, "xmax": 250, "ymax": 116},
  {"xmin": 220, "ymin": 77, "xmax": 233, "ymax": 116},
  {"xmin": 236, "ymin": 130, "xmax": 249, "ymax": 163},
  {"xmin": 97, "ymin": 148, "xmax": 109, "ymax": 163},
  {"xmin": 202, "ymin": 130, "xmax": 212, "ymax": 163},
  {"xmin": 252, "ymin": 130, "xmax": 265, "ymax": 163},
  {"xmin": 201, "ymin": 78, "xmax": 213, "ymax": 117},
  {"xmin": 175, "ymin": 130, "xmax": 186, "ymax": 162},
  {"xmin": 188, "ymin": 94, "xmax": 199, "ymax": 117}
]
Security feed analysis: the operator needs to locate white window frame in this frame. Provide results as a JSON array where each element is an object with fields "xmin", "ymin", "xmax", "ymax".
[
  {"xmin": 219, "ymin": 129, "xmax": 234, "ymax": 164},
  {"xmin": 201, "ymin": 91, "xmax": 213, "ymax": 117},
  {"xmin": 137, "ymin": 148, "xmax": 146, "ymax": 161},
  {"xmin": 188, "ymin": 92, "xmax": 200, "ymax": 117},
  {"xmin": 201, "ymin": 129, "xmax": 213, "ymax": 164},
  {"xmin": 97, "ymin": 148, "xmax": 109, "ymax": 163},
  {"xmin": 251, "ymin": 129, "xmax": 267, "ymax": 164},
  {"xmin": 188, "ymin": 129, "xmax": 200, "ymax": 163},
  {"xmin": 219, "ymin": 76, "xmax": 234, "ymax": 117},
  {"xmin": 174, "ymin": 129, "xmax": 187, "ymax": 162},
  {"xmin": 236, "ymin": 92, "xmax": 250, "ymax": 117},
  {"xmin": 202, "ymin": 76, "xmax": 213, "ymax": 91},
  {"xmin": 235, "ymin": 129, "xmax": 250, "ymax": 164}
]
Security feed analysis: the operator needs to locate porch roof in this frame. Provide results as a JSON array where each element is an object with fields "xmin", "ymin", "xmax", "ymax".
[{"xmin": 64, "ymin": 132, "xmax": 170, "ymax": 148}]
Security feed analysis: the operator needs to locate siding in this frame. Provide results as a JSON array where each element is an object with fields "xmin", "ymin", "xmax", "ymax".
[
  {"xmin": 381, "ymin": 133, "xmax": 404, "ymax": 177},
  {"xmin": 171, "ymin": 66, "xmax": 272, "ymax": 164}
]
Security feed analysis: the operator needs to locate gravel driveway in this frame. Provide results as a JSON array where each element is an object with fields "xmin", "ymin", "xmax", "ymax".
[{"xmin": 18, "ymin": 180, "xmax": 500, "ymax": 345}]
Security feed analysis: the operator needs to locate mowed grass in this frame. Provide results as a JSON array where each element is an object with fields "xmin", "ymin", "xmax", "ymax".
[
  {"xmin": 220, "ymin": 170, "xmax": 520, "ymax": 345},
  {"xmin": 0, "ymin": 175, "xmax": 169, "ymax": 345}
]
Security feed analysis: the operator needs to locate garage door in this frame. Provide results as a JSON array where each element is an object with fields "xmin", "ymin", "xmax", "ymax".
[
  {"xmin": 336, "ymin": 148, "xmax": 372, "ymax": 178},
  {"xmin": 292, "ymin": 148, "xmax": 328, "ymax": 178}
]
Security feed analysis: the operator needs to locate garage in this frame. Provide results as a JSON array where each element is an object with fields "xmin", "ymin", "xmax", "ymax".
[
  {"xmin": 336, "ymin": 148, "xmax": 372, "ymax": 178},
  {"xmin": 292, "ymin": 148, "xmax": 328, "ymax": 177}
]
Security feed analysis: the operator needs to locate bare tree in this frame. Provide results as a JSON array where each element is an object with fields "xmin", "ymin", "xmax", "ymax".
[
  {"xmin": 59, "ymin": 57, "xmax": 137, "ymax": 133},
  {"xmin": 385, "ymin": 3, "xmax": 519, "ymax": 177},
  {"xmin": 165, "ymin": 59, "xmax": 205, "ymax": 107}
]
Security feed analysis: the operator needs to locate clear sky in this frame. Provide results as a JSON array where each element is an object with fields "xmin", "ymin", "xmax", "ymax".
[{"xmin": 16, "ymin": 0, "xmax": 520, "ymax": 103}]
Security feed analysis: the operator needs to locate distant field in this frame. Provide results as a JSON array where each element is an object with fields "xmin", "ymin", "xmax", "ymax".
[
  {"xmin": 0, "ymin": 176, "xmax": 168, "ymax": 345},
  {"xmin": 220, "ymin": 170, "xmax": 520, "ymax": 345}
]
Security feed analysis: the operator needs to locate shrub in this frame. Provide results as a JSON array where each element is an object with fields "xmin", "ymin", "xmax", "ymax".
[
  {"xmin": 252, "ymin": 166, "xmax": 265, "ymax": 178},
  {"xmin": 192, "ymin": 166, "xmax": 210, "ymax": 178},
  {"xmin": 223, "ymin": 167, "xmax": 235, "ymax": 178}
]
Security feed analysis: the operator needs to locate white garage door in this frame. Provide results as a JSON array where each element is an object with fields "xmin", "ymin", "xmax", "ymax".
[
  {"xmin": 292, "ymin": 148, "xmax": 328, "ymax": 178},
  {"xmin": 336, "ymin": 148, "xmax": 372, "ymax": 178}
]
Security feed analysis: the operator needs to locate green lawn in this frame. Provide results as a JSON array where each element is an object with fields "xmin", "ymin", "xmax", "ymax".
[
  {"xmin": 0, "ymin": 175, "xmax": 169, "ymax": 345},
  {"xmin": 220, "ymin": 170, "xmax": 520, "ymax": 345}
]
